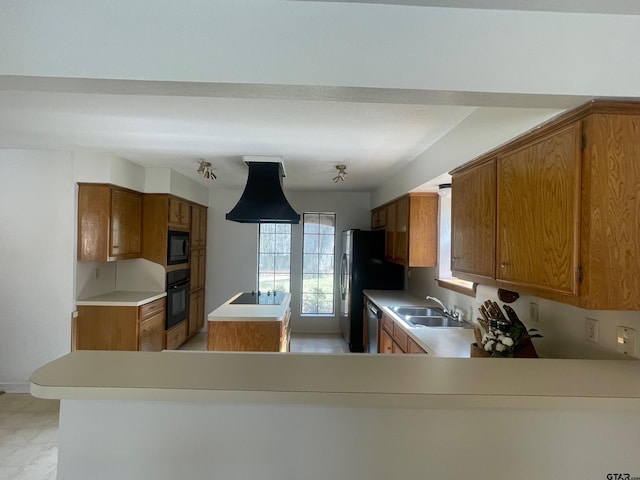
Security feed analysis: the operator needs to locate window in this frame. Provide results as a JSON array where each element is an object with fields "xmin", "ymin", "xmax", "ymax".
[
  {"xmin": 258, "ymin": 223, "xmax": 291, "ymax": 293},
  {"xmin": 302, "ymin": 213, "xmax": 336, "ymax": 314}
]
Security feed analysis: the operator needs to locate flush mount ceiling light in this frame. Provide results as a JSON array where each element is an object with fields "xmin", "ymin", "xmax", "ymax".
[
  {"xmin": 197, "ymin": 160, "xmax": 216, "ymax": 180},
  {"xmin": 333, "ymin": 165, "xmax": 347, "ymax": 183}
]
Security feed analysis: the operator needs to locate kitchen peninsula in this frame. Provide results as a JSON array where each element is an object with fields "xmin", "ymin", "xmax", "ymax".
[
  {"xmin": 31, "ymin": 351, "xmax": 640, "ymax": 480},
  {"xmin": 207, "ymin": 291, "xmax": 291, "ymax": 352}
]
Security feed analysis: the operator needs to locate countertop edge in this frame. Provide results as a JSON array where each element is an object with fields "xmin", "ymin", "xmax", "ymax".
[{"xmin": 76, "ymin": 291, "xmax": 167, "ymax": 307}]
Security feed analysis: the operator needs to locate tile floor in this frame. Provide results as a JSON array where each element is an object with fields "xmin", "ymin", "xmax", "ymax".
[
  {"xmin": 0, "ymin": 333, "xmax": 349, "ymax": 479},
  {"xmin": 0, "ymin": 393, "xmax": 59, "ymax": 480}
]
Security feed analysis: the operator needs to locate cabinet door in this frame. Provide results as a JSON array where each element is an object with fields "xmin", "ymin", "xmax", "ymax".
[
  {"xmin": 380, "ymin": 328, "xmax": 393, "ymax": 354},
  {"xmin": 110, "ymin": 189, "xmax": 142, "ymax": 259},
  {"xmin": 189, "ymin": 248, "xmax": 207, "ymax": 290},
  {"xmin": 385, "ymin": 202, "xmax": 396, "ymax": 260},
  {"xmin": 393, "ymin": 196, "xmax": 409, "ymax": 264},
  {"xmin": 451, "ymin": 159, "xmax": 496, "ymax": 280},
  {"xmin": 138, "ymin": 311, "xmax": 164, "ymax": 351},
  {"xmin": 77, "ymin": 184, "xmax": 111, "ymax": 261},
  {"xmin": 191, "ymin": 205, "xmax": 207, "ymax": 247},
  {"xmin": 407, "ymin": 194, "xmax": 438, "ymax": 267},
  {"xmin": 169, "ymin": 197, "xmax": 190, "ymax": 227},
  {"xmin": 188, "ymin": 290, "xmax": 204, "ymax": 337},
  {"xmin": 497, "ymin": 123, "xmax": 582, "ymax": 295}
]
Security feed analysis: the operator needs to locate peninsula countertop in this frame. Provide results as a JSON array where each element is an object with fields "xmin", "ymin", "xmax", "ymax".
[
  {"xmin": 208, "ymin": 292, "xmax": 291, "ymax": 322},
  {"xmin": 76, "ymin": 291, "xmax": 167, "ymax": 307}
]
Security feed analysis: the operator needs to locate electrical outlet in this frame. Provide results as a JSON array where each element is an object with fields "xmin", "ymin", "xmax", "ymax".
[
  {"xmin": 585, "ymin": 318, "xmax": 599, "ymax": 343},
  {"xmin": 529, "ymin": 302, "xmax": 539, "ymax": 324},
  {"xmin": 617, "ymin": 326, "xmax": 637, "ymax": 356}
]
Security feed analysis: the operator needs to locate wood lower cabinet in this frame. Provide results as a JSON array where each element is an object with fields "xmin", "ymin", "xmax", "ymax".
[
  {"xmin": 188, "ymin": 288, "xmax": 205, "ymax": 338},
  {"xmin": 75, "ymin": 298, "xmax": 165, "ymax": 351},
  {"xmin": 165, "ymin": 320, "xmax": 187, "ymax": 350},
  {"xmin": 451, "ymin": 100, "xmax": 640, "ymax": 309},
  {"xmin": 78, "ymin": 184, "xmax": 142, "ymax": 262},
  {"xmin": 379, "ymin": 312, "xmax": 428, "ymax": 354},
  {"xmin": 207, "ymin": 308, "xmax": 291, "ymax": 352},
  {"xmin": 376, "ymin": 193, "xmax": 438, "ymax": 267}
]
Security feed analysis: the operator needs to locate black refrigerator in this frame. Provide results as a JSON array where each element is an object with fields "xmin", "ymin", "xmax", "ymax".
[{"xmin": 339, "ymin": 229, "xmax": 405, "ymax": 352}]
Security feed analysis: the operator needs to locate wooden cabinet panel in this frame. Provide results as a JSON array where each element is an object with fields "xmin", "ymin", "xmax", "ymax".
[
  {"xmin": 379, "ymin": 328, "xmax": 393, "ymax": 354},
  {"xmin": 191, "ymin": 204, "xmax": 207, "ymax": 248},
  {"xmin": 392, "ymin": 323, "xmax": 408, "ymax": 352},
  {"xmin": 497, "ymin": 123, "xmax": 581, "ymax": 296},
  {"xmin": 78, "ymin": 184, "xmax": 142, "ymax": 262},
  {"xmin": 385, "ymin": 202, "xmax": 396, "ymax": 260},
  {"xmin": 451, "ymin": 159, "xmax": 496, "ymax": 281},
  {"xmin": 407, "ymin": 337, "xmax": 428, "ymax": 354},
  {"xmin": 207, "ymin": 321, "xmax": 282, "ymax": 352},
  {"xmin": 188, "ymin": 288, "xmax": 205, "ymax": 338},
  {"xmin": 580, "ymin": 113, "xmax": 640, "ymax": 309},
  {"xmin": 371, "ymin": 206, "xmax": 386, "ymax": 230},
  {"xmin": 166, "ymin": 320, "xmax": 187, "ymax": 350},
  {"xmin": 169, "ymin": 197, "xmax": 191, "ymax": 227},
  {"xmin": 110, "ymin": 189, "xmax": 142, "ymax": 259},
  {"xmin": 138, "ymin": 312, "xmax": 164, "ymax": 351},
  {"xmin": 190, "ymin": 248, "xmax": 206, "ymax": 290},
  {"xmin": 380, "ymin": 193, "xmax": 438, "ymax": 267},
  {"xmin": 76, "ymin": 306, "xmax": 138, "ymax": 351},
  {"xmin": 139, "ymin": 298, "xmax": 165, "ymax": 319}
]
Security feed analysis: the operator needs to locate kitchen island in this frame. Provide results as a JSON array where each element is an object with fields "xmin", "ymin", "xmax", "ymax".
[
  {"xmin": 207, "ymin": 291, "xmax": 291, "ymax": 352},
  {"xmin": 31, "ymin": 350, "xmax": 640, "ymax": 480}
]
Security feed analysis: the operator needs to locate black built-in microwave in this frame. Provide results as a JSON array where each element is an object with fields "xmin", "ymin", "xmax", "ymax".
[{"xmin": 167, "ymin": 230, "xmax": 190, "ymax": 265}]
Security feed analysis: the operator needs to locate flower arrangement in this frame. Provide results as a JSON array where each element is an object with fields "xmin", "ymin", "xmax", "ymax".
[
  {"xmin": 481, "ymin": 330, "xmax": 515, "ymax": 357},
  {"xmin": 475, "ymin": 300, "xmax": 542, "ymax": 358}
]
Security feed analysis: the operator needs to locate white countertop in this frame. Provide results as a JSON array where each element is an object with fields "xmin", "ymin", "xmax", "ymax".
[
  {"xmin": 76, "ymin": 291, "xmax": 167, "ymax": 307},
  {"xmin": 30, "ymin": 350, "xmax": 640, "ymax": 410},
  {"xmin": 364, "ymin": 289, "xmax": 476, "ymax": 357},
  {"xmin": 208, "ymin": 292, "xmax": 291, "ymax": 322}
]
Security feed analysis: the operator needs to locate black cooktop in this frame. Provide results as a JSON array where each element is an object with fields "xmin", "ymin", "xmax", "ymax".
[{"xmin": 230, "ymin": 291, "xmax": 286, "ymax": 305}]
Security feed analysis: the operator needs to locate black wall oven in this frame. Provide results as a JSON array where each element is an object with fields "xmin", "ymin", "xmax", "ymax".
[
  {"xmin": 166, "ymin": 269, "xmax": 190, "ymax": 329},
  {"xmin": 167, "ymin": 230, "xmax": 190, "ymax": 265}
]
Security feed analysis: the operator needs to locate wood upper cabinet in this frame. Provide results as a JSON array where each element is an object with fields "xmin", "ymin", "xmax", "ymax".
[
  {"xmin": 381, "ymin": 193, "xmax": 438, "ymax": 267},
  {"xmin": 110, "ymin": 188, "xmax": 143, "ymax": 259},
  {"xmin": 169, "ymin": 197, "xmax": 191, "ymax": 227},
  {"xmin": 496, "ymin": 123, "xmax": 582, "ymax": 296},
  {"xmin": 450, "ymin": 100, "xmax": 640, "ymax": 310},
  {"xmin": 579, "ymin": 112, "xmax": 640, "ymax": 309},
  {"xmin": 78, "ymin": 184, "xmax": 142, "ymax": 262},
  {"xmin": 190, "ymin": 204, "xmax": 207, "ymax": 248},
  {"xmin": 190, "ymin": 248, "xmax": 206, "ymax": 290},
  {"xmin": 371, "ymin": 206, "xmax": 386, "ymax": 230},
  {"xmin": 451, "ymin": 159, "xmax": 496, "ymax": 282}
]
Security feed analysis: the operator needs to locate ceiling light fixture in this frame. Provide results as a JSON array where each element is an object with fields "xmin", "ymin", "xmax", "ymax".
[
  {"xmin": 197, "ymin": 160, "xmax": 216, "ymax": 180},
  {"xmin": 333, "ymin": 164, "xmax": 347, "ymax": 183}
]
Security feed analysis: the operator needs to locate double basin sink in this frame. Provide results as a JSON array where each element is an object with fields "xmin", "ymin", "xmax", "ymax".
[{"xmin": 388, "ymin": 306, "xmax": 474, "ymax": 329}]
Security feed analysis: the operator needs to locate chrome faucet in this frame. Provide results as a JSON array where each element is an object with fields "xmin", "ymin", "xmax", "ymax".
[{"xmin": 426, "ymin": 296, "xmax": 461, "ymax": 320}]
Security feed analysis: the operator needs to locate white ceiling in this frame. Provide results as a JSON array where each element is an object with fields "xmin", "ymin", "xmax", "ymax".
[{"xmin": 1, "ymin": 0, "xmax": 632, "ymax": 192}]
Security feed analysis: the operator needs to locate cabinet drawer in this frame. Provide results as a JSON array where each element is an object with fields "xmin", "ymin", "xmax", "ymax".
[
  {"xmin": 381, "ymin": 314, "xmax": 394, "ymax": 334},
  {"xmin": 165, "ymin": 320, "xmax": 187, "ymax": 350},
  {"xmin": 139, "ymin": 298, "xmax": 166, "ymax": 320},
  {"xmin": 392, "ymin": 324, "xmax": 408, "ymax": 352},
  {"xmin": 138, "ymin": 312, "xmax": 164, "ymax": 352}
]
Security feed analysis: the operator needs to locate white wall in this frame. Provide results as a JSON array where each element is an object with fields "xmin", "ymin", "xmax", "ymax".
[
  {"xmin": 0, "ymin": 150, "xmax": 76, "ymax": 391},
  {"xmin": 208, "ymin": 189, "xmax": 370, "ymax": 333}
]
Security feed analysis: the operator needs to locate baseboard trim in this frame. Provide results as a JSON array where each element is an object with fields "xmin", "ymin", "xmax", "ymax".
[{"xmin": 0, "ymin": 383, "xmax": 30, "ymax": 393}]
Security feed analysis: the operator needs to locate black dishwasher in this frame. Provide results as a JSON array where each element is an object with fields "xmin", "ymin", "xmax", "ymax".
[{"xmin": 366, "ymin": 300, "xmax": 382, "ymax": 353}]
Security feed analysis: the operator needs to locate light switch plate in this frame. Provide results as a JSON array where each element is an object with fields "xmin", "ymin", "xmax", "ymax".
[{"xmin": 617, "ymin": 326, "xmax": 637, "ymax": 356}]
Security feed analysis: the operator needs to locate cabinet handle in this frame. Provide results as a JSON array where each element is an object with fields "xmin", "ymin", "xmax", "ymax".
[
  {"xmin": 113, "ymin": 245, "xmax": 119, "ymax": 249},
  {"xmin": 501, "ymin": 262, "xmax": 509, "ymax": 268}
]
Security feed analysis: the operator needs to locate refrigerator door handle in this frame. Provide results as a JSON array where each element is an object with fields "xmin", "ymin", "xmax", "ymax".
[{"xmin": 340, "ymin": 253, "xmax": 348, "ymax": 300}]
